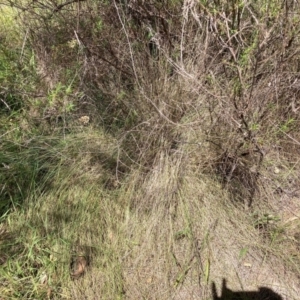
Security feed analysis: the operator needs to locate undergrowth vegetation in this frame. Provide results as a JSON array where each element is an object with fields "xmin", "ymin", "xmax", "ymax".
[{"xmin": 1, "ymin": 0, "xmax": 300, "ymax": 299}]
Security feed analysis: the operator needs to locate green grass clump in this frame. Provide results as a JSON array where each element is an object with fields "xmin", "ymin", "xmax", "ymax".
[{"xmin": 0, "ymin": 128, "xmax": 126, "ymax": 299}]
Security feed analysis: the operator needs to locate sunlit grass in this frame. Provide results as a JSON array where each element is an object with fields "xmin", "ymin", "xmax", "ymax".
[{"xmin": 1, "ymin": 0, "xmax": 300, "ymax": 299}]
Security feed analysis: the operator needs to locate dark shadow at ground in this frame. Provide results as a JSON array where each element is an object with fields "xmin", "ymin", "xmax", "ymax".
[{"xmin": 212, "ymin": 279, "xmax": 283, "ymax": 300}]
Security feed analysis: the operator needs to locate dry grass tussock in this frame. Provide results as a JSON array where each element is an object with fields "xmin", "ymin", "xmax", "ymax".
[
  {"xmin": 115, "ymin": 135, "xmax": 300, "ymax": 299},
  {"xmin": 68, "ymin": 143, "xmax": 300, "ymax": 299}
]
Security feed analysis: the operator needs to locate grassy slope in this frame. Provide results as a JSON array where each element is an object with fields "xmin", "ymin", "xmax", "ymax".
[
  {"xmin": 1, "ymin": 1, "xmax": 300, "ymax": 300},
  {"xmin": 1, "ymin": 128, "xmax": 300, "ymax": 299}
]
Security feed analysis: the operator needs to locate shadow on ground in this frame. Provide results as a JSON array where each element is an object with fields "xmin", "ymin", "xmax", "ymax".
[{"xmin": 212, "ymin": 279, "xmax": 283, "ymax": 300}]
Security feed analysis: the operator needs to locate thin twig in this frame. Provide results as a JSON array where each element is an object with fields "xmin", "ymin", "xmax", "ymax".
[
  {"xmin": 0, "ymin": 98, "xmax": 11, "ymax": 111},
  {"xmin": 20, "ymin": 28, "xmax": 29, "ymax": 62}
]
